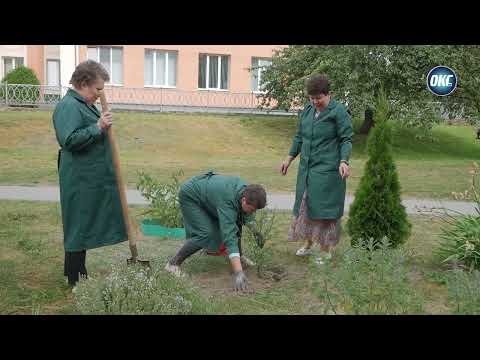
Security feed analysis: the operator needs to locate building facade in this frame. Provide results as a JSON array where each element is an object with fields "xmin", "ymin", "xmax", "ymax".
[{"xmin": 0, "ymin": 45, "xmax": 287, "ymax": 110}]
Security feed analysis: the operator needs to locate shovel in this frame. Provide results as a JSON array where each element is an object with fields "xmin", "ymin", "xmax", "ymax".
[{"xmin": 99, "ymin": 90, "xmax": 150, "ymax": 267}]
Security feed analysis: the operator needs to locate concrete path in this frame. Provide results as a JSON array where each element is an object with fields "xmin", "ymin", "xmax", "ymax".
[{"xmin": 0, "ymin": 185, "xmax": 477, "ymax": 216}]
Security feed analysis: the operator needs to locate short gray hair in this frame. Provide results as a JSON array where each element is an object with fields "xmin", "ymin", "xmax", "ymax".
[{"xmin": 70, "ymin": 60, "xmax": 110, "ymax": 88}]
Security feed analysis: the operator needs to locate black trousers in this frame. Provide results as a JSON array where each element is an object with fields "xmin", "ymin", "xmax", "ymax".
[
  {"xmin": 64, "ymin": 250, "xmax": 87, "ymax": 286},
  {"xmin": 169, "ymin": 224, "xmax": 244, "ymax": 266}
]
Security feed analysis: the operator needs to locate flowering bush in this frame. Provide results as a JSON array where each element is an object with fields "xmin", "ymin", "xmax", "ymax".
[{"xmin": 74, "ymin": 261, "xmax": 213, "ymax": 314}]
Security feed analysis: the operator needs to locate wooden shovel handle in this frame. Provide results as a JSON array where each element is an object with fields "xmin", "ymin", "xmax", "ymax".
[{"xmin": 99, "ymin": 91, "xmax": 134, "ymax": 245}]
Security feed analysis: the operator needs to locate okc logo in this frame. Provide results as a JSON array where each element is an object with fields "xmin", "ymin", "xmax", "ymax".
[{"xmin": 426, "ymin": 66, "xmax": 457, "ymax": 96}]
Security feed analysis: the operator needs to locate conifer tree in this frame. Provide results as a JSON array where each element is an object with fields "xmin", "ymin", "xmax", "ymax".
[{"xmin": 346, "ymin": 86, "xmax": 411, "ymax": 248}]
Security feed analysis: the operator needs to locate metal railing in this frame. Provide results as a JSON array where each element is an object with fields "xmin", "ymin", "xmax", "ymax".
[
  {"xmin": 0, "ymin": 83, "xmax": 297, "ymax": 115},
  {"xmin": 0, "ymin": 83, "xmax": 62, "ymax": 106}
]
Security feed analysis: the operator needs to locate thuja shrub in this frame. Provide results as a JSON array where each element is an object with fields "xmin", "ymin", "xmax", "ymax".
[{"xmin": 346, "ymin": 86, "xmax": 411, "ymax": 248}]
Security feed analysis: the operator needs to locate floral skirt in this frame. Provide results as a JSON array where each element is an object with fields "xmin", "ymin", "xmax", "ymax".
[{"xmin": 288, "ymin": 189, "xmax": 341, "ymax": 248}]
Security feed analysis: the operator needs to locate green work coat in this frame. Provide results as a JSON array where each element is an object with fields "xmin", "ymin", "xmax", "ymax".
[
  {"xmin": 178, "ymin": 172, "xmax": 255, "ymax": 256},
  {"xmin": 289, "ymin": 99, "xmax": 353, "ymax": 220},
  {"xmin": 53, "ymin": 88, "xmax": 127, "ymax": 252}
]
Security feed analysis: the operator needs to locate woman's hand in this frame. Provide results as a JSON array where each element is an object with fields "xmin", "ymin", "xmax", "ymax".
[
  {"xmin": 280, "ymin": 156, "xmax": 293, "ymax": 176},
  {"xmin": 97, "ymin": 111, "xmax": 113, "ymax": 131},
  {"xmin": 339, "ymin": 161, "xmax": 350, "ymax": 179}
]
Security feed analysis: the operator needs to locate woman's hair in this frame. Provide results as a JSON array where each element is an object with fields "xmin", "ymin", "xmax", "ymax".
[
  {"xmin": 244, "ymin": 184, "xmax": 267, "ymax": 209},
  {"xmin": 305, "ymin": 73, "xmax": 330, "ymax": 96},
  {"xmin": 70, "ymin": 60, "xmax": 110, "ymax": 88}
]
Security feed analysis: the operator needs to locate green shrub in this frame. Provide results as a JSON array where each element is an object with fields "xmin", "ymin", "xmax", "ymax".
[
  {"xmin": 346, "ymin": 86, "xmax": 411, "ymax": 248},
  {"xmin": 311, "ymin": 238, "xmax": 424, "ymax": 315},
  {"xmin": 74, "ymin": 261, "xmax": 214, "ymax": 314},
  {"xmin": 2, "ymin": 66, "xmax": 40, "ymax": 85},
  {"xmin": 436, "ymin": 163, "xmax": 480, "ymax": 270},
  {"xmin": 136, "ymin": 170, "xmax": 184, "ymax": 228},
  {"xmin": 435, "ymin": 215, "xmax": 480, "ymax": 271},
  {"xmin": 1, "ymin": 66, "xmax": 40, "ymax": 105},
  {"xmin": 243, "ymin": 209, "xmax": 277, "ymax": 277},
  {"xmin": 445, "ymin": 269, "xmax": 480, "ymax": 314}
]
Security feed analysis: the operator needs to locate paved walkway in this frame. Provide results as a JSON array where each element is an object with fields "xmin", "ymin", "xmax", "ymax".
[{"xmin": 0, "ymin": 185, "xmax": 477, "ymax": 216}]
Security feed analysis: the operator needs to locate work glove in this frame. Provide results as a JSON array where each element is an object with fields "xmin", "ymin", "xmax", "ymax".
[{"xmin": 232, "ymin": 270, "xmax": 249, "ymax": 292}]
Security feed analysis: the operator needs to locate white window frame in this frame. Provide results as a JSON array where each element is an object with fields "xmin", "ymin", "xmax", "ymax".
[
  {"xmin": 251, "ymin": 57, "xmax": 272, "ymax": 94},
  {"xmin": 2, "ymin": 56, "xmax": 24, "ymax": 78},
  {"xmin": 198, "ymin": 54, "xmax": 229, "ymax": 91},
  {"xmin": 144, "ymin": 49, "xmax": 177, "ymax": 88},
  {"xmin": 87, "ymin": 46, "xmax": 123, "ymax": 86},
  {"xmin": 46, "ymin": 59, "xmax": 61, "ymax": 87}
]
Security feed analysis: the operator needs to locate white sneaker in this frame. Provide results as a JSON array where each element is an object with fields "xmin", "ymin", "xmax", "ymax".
[
  {"xmin": 314, "ymin": 252, "xmax": 332, "ymax": 265},
  {"xmin": 296, "ymin": 246, "xmax": 313, "ymax": 256},
  {"xmin": 164, "ymin": 263, "xmax": 185, "ymax": 278},
  {"xmin": 241, "ymin": 255, "xmax": 256, "ymax": 267}
]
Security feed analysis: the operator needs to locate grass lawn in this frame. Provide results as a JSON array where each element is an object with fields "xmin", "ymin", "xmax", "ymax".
[
  {"xmin": 0, "ymin": 200, "xmax": 459, "ymax": 315},
  {"xmin": 0, "ymin": 109, "xmax": 478, "ymax": 199}
]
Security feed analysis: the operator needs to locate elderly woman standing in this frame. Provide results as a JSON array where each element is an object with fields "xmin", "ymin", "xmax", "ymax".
[
  {"xmin": 53, "ymin": 60, "xmax": 127, "ymax": 287},
  {"xmin": 280, "ymin": 74, "xmax": 353, "ymax": 264}
]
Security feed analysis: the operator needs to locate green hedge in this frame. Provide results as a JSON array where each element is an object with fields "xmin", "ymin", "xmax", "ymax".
[{"xmin": 1, "ymin": 66, "xmax": 40, "ymax": 104}]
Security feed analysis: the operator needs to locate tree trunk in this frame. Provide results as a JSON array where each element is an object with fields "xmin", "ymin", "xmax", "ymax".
[{"xmin": 359, "ymin": 107, "xmax": 375, "ymax": 135}]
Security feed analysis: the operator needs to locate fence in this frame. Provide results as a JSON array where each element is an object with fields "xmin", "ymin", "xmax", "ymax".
[{"xmin": 0, "ymin": 83, "xmax": 297, "ymax": 115}]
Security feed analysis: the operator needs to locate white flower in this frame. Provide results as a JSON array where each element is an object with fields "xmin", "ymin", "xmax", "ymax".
[{"xmin": 465, "ymin": 241, "xmax": 475, "ymax": 252}]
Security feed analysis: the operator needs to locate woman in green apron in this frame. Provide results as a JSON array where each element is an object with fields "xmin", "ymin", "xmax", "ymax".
[
  {"xmin": 53, "ymin": 60, "xmax": 127, "ymax": 287},
  {"xmin": 280, "ymin": 74, "xmax": 353, "ymax": 264}
]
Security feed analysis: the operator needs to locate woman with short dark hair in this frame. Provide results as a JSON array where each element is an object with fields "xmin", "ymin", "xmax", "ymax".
[
  {"xmin": 53, "ymin": 60, "xmax": 127, "ymax": 288},
  {"xmin": 280, "ymin": 73, "xmax": 353, "ymax": 264}
]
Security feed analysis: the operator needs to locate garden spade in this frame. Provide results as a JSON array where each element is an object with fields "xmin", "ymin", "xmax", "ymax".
[{"xmin": 99, "ymin": 90, "xmax": 150, "ymax": 267}]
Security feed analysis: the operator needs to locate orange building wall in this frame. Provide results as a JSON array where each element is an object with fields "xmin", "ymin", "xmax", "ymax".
[{"xmin": 26, "ymin": 45, "xmax": 45, "ymax": 83}]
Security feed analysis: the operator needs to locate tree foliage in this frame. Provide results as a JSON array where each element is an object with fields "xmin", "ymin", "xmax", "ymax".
[{"xmin": 260, "ymin": 45, "xmax": 480, "ymax": 130}]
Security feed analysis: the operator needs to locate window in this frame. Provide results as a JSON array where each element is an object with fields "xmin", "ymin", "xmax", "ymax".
[
  {"xmin": 87, "ymin": 47, "xmax": 123, "ymax": 85},
  {"xmin": 144, "ymin": 49, "xmax": 177, "ymax": 87},
  {"xmin": 2, "ymin": 57, "xmax": 24, "ymax": 78},
  {"xmin": 46, "ymin": 59, "xmax": 60, "ymax": 86},
  {"xmin": 251, "ymin": 57, "xmax": 272, "ymax": 92},
  {"xmin": 198, "ymin": 54, "xmax": 229, "ymax": 90}
]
